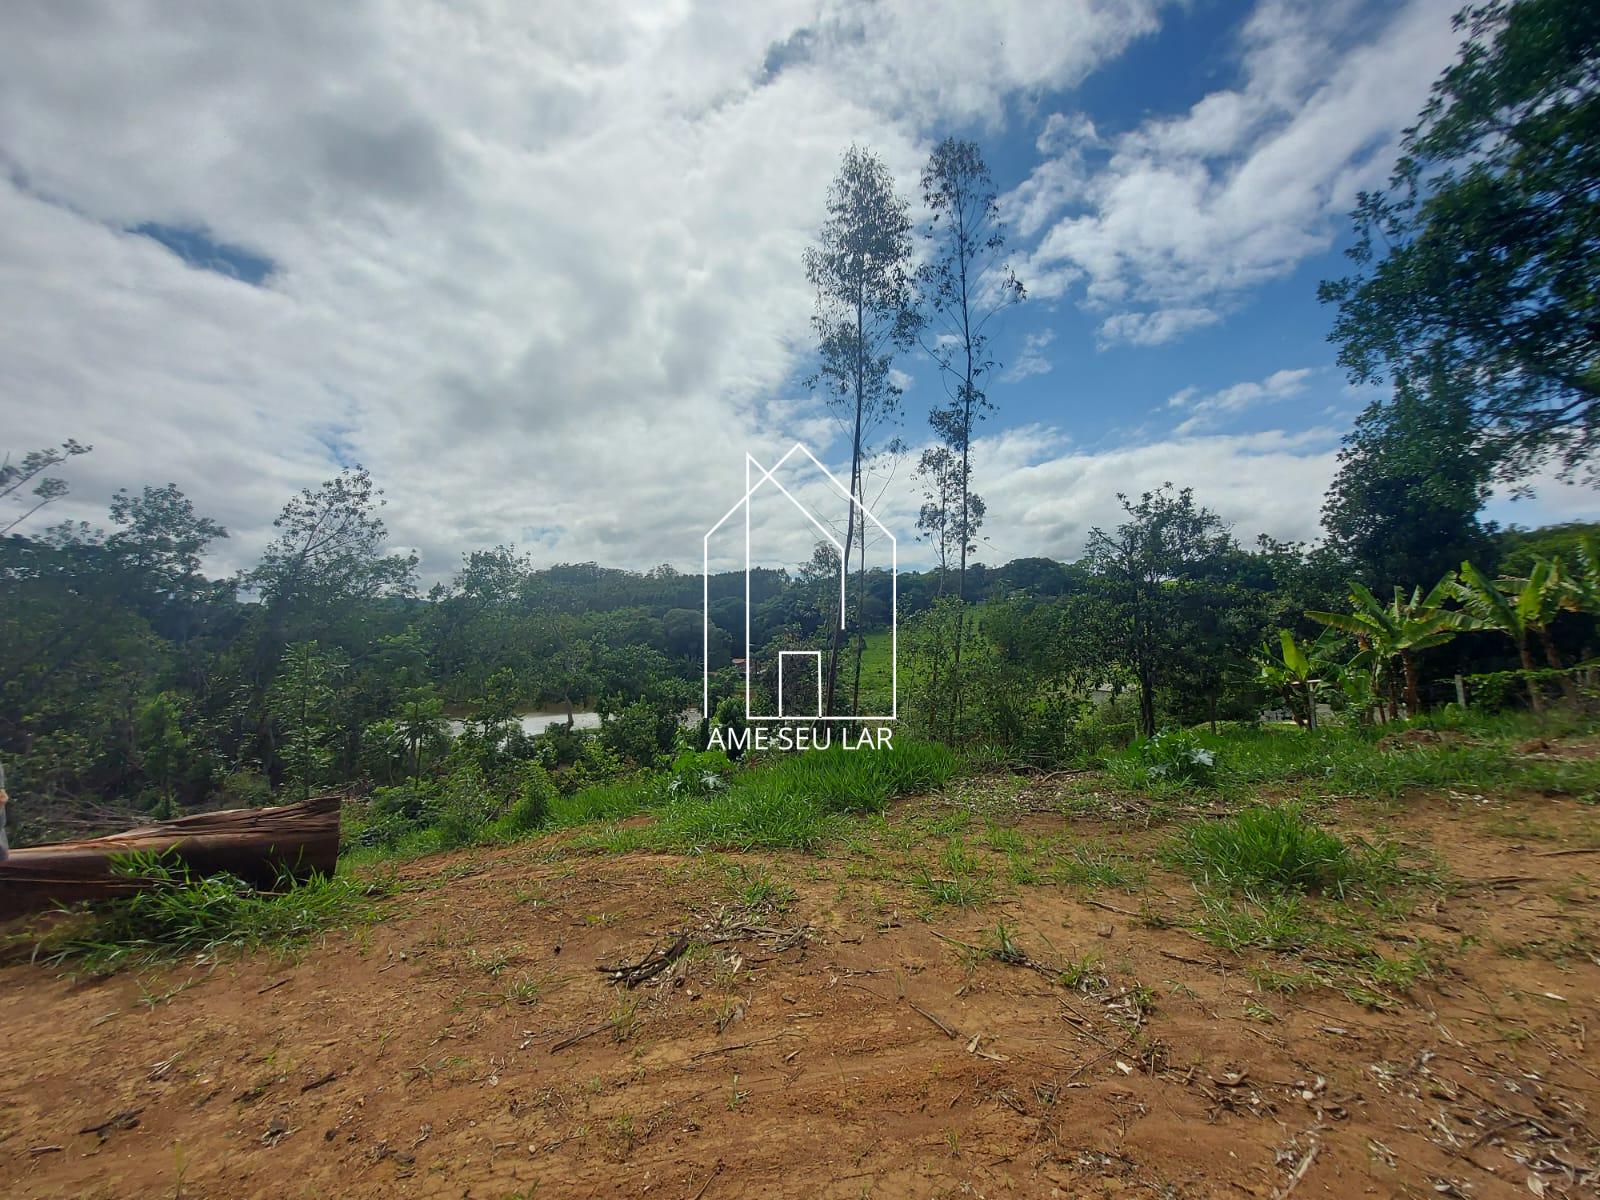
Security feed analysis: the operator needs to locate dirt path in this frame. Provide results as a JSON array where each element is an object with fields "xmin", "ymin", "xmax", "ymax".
[{"xmin": 2, "ymin": 785, "xmax": 1598, "ymax": 1198}]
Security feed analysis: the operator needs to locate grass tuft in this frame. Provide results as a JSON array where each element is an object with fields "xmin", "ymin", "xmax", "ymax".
[{"xmin": 1167, "ymin": 804, "xmax": 1356, "ymax": 896}]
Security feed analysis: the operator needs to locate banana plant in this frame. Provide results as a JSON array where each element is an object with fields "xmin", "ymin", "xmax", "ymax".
[
  {"xmin": 1308, "ymin": 574, "xmax": 1459, "ymax": 720},
  {"xmin": 1472, "ymin": 560, "xmax": 1574, "ymax": 710},
  {"xmin": 1256, "ymin": 629, "xmax": 1338, "ymax": 730},
  {"xmin": 1451, "ymin": 559, "xmax": 1553, "ymax": 711},
  {"xmin": 1557, "ymin": 533, "xmax": 1600, "ymax": 619}
]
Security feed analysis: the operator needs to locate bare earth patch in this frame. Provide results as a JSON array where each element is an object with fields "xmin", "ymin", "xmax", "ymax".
[{"xmin": 2, "ymin": 782, "xmax": 1598, "ymax": 1198}]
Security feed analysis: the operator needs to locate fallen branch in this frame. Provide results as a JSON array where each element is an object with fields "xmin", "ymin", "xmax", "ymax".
[
  {"xmin": 688, "ymin": 1033, "xmax": 800, "ymax": 1061},
  {"xmin": 690, "ymin": 1160, "xmax": 724, "ymax": 1200},
  {"xmin": 550, "ymin": 1022, "xmax": 611, "ymax": 1054},
  {"xmin": 77, "ymin": 1109, "xmax": 140, "ymax": 1140},
  {"xmin": 1081, "ymin": 899, "xmax": 1143, "ymax": 919},
  {"xmin": 597, "ymin": 932, "xmax": 691, "ymax": 989},
  {"xmin": 1272, "ymin": 1139, "xmax": 1320, "ymax": 1199},
  {"xmin": 1158, "ymin": 949, "xmax": 1227, "ymax": 970},
  {"xmin": 907, "ymin": 1000, "xmax": 959, "ymax": 1039}
]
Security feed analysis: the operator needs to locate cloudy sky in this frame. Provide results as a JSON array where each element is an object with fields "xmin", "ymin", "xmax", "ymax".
[{"xmin": 2, "ymin": 0, "xmax": 1593, "ymax": 581}]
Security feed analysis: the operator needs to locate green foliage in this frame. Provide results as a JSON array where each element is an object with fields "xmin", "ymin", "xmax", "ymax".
[
  {"xmin": 1308, "ymin": 575, "xmax": 1460, "ymax": 717},
  {"xmin": 598, "ymin": 699, "xmax": 679, "ymax": 768},
  {"xmin": 216, "ymin": 768, "xmax": 273, "ymax": 809},
  {"xmin": 493, "ymin": 763, "xmax": 558, "ymax": 836},
  {"xmin": 1321, "ymin": 369, "xmax": 1496, "ymax": 589},
  {"xmin": 1082, "ymin": 485, "xmax": 1241, "ymax": 736},
  {"xmin": 546, "ymin": 775, "xmax": 659, "ymax": 828},
  {"xmin": 1319, "ymin": 0, "xmax": 1600, "ymax": 481},
  {"xmin": 1112, "ymin": 728, "xmax": 1218, "ymax": 788},
  {"xmin": 267, "ymin": 640, "xmax": 347, "ymax": 802},
  {"xmin": 667, "ymin": 748, "xmax": 733, "ymax": 797}
]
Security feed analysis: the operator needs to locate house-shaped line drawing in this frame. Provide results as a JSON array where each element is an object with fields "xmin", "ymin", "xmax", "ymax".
[{"xmin": 703, "ymin": 443, "xmax": 897, "ymax": 722}]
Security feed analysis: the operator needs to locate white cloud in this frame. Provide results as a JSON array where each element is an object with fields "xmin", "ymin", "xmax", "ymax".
[
  {"xmin": 884, "ymin": 423, "xmax": 1344, "ymax": 565},
  {"xmin": 1168, "ymin": 366, "xmax": 1316, "ymax": 433},
  {"xmin": 0, "ymin": 0, "xmax": 1166, "ymax": 578},
  {"xmin": 1001, "ymin": 330, "xmax": 1056, "ymax": 383},
  {"xmin": 1097, "ymin": 307, "xmax": 1221, "ymax": 347},
  {"xmin": 1006, "ymin": 0, "xmax": 1462, "ymax": 345}
]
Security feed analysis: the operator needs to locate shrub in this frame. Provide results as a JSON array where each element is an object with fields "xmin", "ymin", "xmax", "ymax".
[
  {"xmin": 599, "ymin": 700, "xmax": 678, "ymax": 767},
  {"xmin": 343, "ymin": 779, "xmax": 440, "ymax": 851},
  {"xmin": 533, "ymin": 721, "xmax": 584, "ymax": 767},
  {"xmin": 428, "ymin": 766, "xmax": 504, "ymax": 848},
  {"xmin": 1069, "ymin": 708, "xmax": 1139, "ymax": 762},
  {"xmin": 492, "ymin": 763, "xmax": 559, "ymax": 836},
  {"xmin": 562, "ymin": 738, "xmax": 627, "ymax": 794},
  {"xmin": 667, "ymin": 748, "xmax": 733, "ymax": 797},
  {"xmin": 1168, "ymin": 804, "xmax": 1355, "ymax": 895},
  {"xmin": 216, "ymin": 768, "xmax": 274, "ymax": 809},
  {"xmin": 1109, "ymin": 728, "xmax": 1217, "ymax": 788}
]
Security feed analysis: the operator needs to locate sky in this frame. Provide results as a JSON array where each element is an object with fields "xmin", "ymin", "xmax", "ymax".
[{"xmin": 2, "ymin": 0, "xmax": 1594, "ymax": 582}]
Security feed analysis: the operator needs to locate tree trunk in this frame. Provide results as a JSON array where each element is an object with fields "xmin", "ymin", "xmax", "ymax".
[
  {"xmin": 1518, "ymin": 637, "xmax": 1546, "ymax": 712},
  {"xmin": 825, "ymin": 295, "xmax": 867, "ymax": 719},
  {"xmin": 1138, "ymin": 665, "xmax": 1156, "ymax": 738},
  {"xmin": 1401, "ymin": 651, "xmax": 1423, "ymax": 717},
  {"xmin": 1536, "ymin": 625, "xmax": 1576, "ymax": 702}
]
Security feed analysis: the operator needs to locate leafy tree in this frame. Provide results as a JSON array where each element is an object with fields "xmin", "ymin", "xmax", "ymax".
[
  {"xmin": 1256, "ymin": 630, "xmax": 1345, "ymax": 731},
  {"xmin": 394, "ymin": 684, "xmax": 447, "ymax": 781},
  {"xmin": 917, "ymin": 138, "xmax": 1022, "ymax": 599},
  {"xmin": 1321, "ymin": 367, "xmax": 1496, "ymax": 588},
  {"xmin": 914, "ymin": 445, "xmax": 983, "ymax": 595},
  {"xmin": 917, "ymin": 138, "xmax": 1023, "ymax": 725},
  {"xmin": 268, "ymin": 640, "xmax": 347, "ymax": 801},
  {"xmin": 1556, "ymin": 532, "xmax": 1600, "ymax": 618},
  {"xmin": 804, "ymin": 145, "xmax": 919, "ymax": 716},
  {"xmin": 134, "ymin": 690, "xmax": 192, "ymax": 810},
  {"xmin": 248, "ymin": 466, "xmax": 417, "ymax": 616},
  {"xmin": 1319, "ymin": 0, "xmax": 1600, "ymax": 482},
  {"xmin": 1083, "ymin": 486, "xmax": 1236, "ymax": 737},
  {"xmin": 1497, "ymin": 521, "xmax": 1600, "ymax": 576},
  {"xmin": 1, "ymin": 441, "xmax": 91, "ymax": 535}
]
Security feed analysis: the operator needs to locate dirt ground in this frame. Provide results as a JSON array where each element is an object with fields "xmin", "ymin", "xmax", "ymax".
[{"xmin": 2, "ymin": 776, "xmax": 1599, "ymax": 1199}]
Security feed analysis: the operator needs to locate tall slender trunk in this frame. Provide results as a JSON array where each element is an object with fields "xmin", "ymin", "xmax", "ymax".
[
  {"xmin": 951, "ymin": 238, "xmax": 974, "ymax": 738},
  {"xmin": 850, "ymin": 512, "xmax": 867, "ymax": 713},
  {"xmin": 1518, "ymin": 636, "xmax": 1546, "ymax": 712},
  {"xmin": 824, "ymin": 293, "xmax": 866, "ymax": 719},
  {"xmin": 1401, "ymin": 651, "xmax": 1423, "ymax": 716}
]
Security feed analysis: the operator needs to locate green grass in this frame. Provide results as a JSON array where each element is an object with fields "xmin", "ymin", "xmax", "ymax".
[
  {"xmin": 37, "ymin": 855, "xmax": 392, "ymax": 974},
  {"xmin": 1091, "ymin": 710, "xmax": 1600, "ymax": 802},
  {"xmin": 1166, "ymin": 804, "xmax": 1359, "ymax": 896},
  {"xmin": 570, "ymin": 739, "xmax": 963, "ymax": 853},
  {"xmin": 1048, "ymin": 842, "xmax": 1148, "ymax": 892},
  {"xmin": 855, "ymin": 630, "xmax": 895, "ymax": 711}
]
